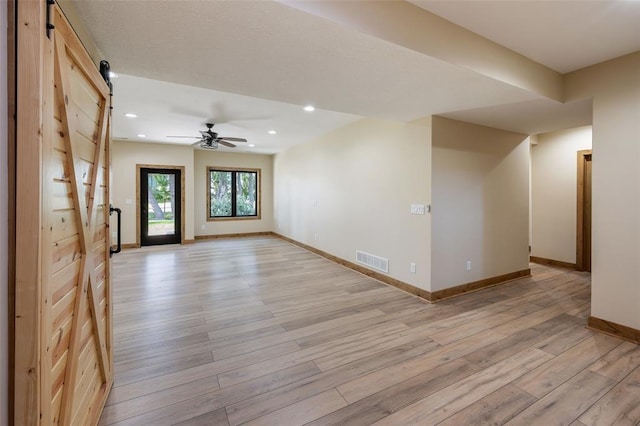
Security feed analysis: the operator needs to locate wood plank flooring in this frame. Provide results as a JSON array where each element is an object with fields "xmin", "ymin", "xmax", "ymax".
[{"xmin": 100, "ymin": 237, "xmax": 640, "ymax": 426}]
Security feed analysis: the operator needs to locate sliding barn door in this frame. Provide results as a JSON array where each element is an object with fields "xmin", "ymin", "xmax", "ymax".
[{"xmin": 15, "ymin": 3, "xmax": 113, "ymax": 425}]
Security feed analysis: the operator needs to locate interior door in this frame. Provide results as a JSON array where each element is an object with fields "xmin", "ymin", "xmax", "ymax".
[
  {"xmin": 14, "ymin": 3, "xmax": 114, "ymax": 425},
  {"xmin": 140, "ymin": 168, "xmax": 182, "ymax": 246},
  {"xmin": 577, "ymin": 150, "xmax": 592, "ymax": 272}
]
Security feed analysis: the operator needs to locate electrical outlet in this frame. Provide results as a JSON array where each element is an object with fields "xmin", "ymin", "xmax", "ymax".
[
  {"xmin": 466, "ymin": 260, "xmax": 472, "ymax": 271},
  {"xmin": 410, "ymin": 262, "xmax": 416, "ymax": 273}
]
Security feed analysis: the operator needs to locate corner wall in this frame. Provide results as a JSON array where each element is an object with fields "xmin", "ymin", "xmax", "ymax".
[
  {"xmin": 431, "ymin": 116, "xmax": 530, "ymax": 291},
  {"xmin": 274, "ymin": 117, "xmax": 432, "ymax": 290},
  {"xmin": 531, "ymin": 126, "xmax": 592, "ymax": 264},
  {"xmin": 566, "ymin": 52, "xmax": 640, "ymax": 330},
  {"xmin": 111, "ymin": 140, "xmax": 195, "ymax": 244},
  {"xmin": 194, "ymin": 151, "xmax": 274, "ymax": 236}
]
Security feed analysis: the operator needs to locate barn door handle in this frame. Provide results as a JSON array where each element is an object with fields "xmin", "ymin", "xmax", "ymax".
[{"xmin": 110, "ymin": 205, "xmax": 122, "ymax": 257}]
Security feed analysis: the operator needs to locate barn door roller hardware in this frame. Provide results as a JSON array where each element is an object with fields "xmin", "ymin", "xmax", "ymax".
[
  {"xmin": 46, "ymin": 0, "xmax": 56, "ymax": 38},
  {"xmin": 100, "ymin": 60, "xmax": 114, "ymax": 96}
]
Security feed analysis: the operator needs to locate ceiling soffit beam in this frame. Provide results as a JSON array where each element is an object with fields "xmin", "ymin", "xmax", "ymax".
[{"xmin": 278, "ymin": 0, "xmax": 564, "ymax": 102}]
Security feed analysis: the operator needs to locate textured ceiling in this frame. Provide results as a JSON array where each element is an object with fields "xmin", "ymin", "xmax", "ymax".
[
  {"xmin": 66, "ymin": 0, "xmax": 634, "ymax": 150},
  {"xmin": 71, "ymin": 0, "xmax": 538, "ymax": 119}
]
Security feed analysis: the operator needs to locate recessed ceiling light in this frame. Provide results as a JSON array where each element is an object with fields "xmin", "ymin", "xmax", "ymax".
[
  {"xmin": 268, "ymin": 130, "xmax": 277, "ymax": 135},
  {"xmin": 248, "ymin": 144, "xmax": 256, "ymax": 147},
  {"xmin": 109, "ymin": 71, "xmax": 119, "ymax": 79},
  {"xmin": 124, "ymin": 113, "xmax": 137, "ymax": 118},
  {"xmin": 137, "ymin": 134, "xmax": 146, "ymax": 138},
  {"xmin": 303, "ymin": 105, "xmax": 315, "ymax": 112}
]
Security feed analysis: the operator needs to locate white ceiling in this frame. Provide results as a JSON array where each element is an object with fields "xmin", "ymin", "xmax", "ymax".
[
  {"xmin": 111, "ymin": 74, "xmax": 362, "ymax": 154},
  {"xmin": 440, "ymin": 98, "xmax": 593, "ymax": 135},
  {"xmin": 409, "ymin": 0, "xmax": 640, "ymax": 73},
  {"xmin": 68, "ymin": 1, "xmax": 638, "ymax": 152}
]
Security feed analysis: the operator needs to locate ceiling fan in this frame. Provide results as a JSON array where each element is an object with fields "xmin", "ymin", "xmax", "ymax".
[{"xmin": 168, "ymin": 123, "xmax": 248, "ymax": 149}]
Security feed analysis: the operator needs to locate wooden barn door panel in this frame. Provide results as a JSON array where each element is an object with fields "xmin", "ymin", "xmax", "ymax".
[
  {"xmin": 17, "ymin": 3, "xmax": 114, "ymax": 425},
  {"xmin": 51, "ymin": 7, "xmax": 113, "ymax": 424}
]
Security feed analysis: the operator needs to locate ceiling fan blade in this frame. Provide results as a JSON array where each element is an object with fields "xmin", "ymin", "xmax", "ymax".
[
  {"xmin": 167, "ymin": 135, "xmax": 200, "ymax": 138},
  {"xmin": 219, "ymin": 137, "xmax": 247, "ymax": 142},
  {"xmin": 217, "ymin": 140, "xmax": 237, "ymax": 148}
]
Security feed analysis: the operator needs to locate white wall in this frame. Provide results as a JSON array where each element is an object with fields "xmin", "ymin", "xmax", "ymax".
[
  {"xmin": 531, "ymin": 126, "xmax": 592, "ymax": 264},
  {"xmin": 194, "ymin": 151, "xmax": 274, "ymax": 236},
  {"xmin": 274, "ymin": 117, "xmax": 432, "ymax": 290},
  {"xmin": 1, "ymin": 3, "xmax": 9, "ymax": 422},
  {"xmin": 431, "ymin": 116, "xmax": 530, "ymax": 291},
  {"xmin": 111, "ymin": 140, "xmax": 195, "ymax": 244},
  {"xmin": 566, "ymin": 52, "xmax": 640, "ymax": 330}
]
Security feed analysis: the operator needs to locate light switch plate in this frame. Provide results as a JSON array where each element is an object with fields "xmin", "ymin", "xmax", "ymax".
[{"xmin": 410, "ymin": 204, "xmax": 426, "ymax": 215}]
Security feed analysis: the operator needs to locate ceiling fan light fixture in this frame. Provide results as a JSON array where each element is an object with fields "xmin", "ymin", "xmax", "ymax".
[
  {"xmin": 303, "ymin": 105, "xmax": 315, "ymax": 112},
  {"xmin": 200, "ymin": 141, "xmax": 218, "ymax": 150},
  {"xmin": 173, "ymin": 123, "xmax": 247, "ymax": 149}
]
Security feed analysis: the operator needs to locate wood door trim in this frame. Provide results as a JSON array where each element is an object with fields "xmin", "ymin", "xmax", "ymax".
[
  {"xmin": 136, "ymin": 164, "xmax": 186, "ymax": 247},
  {"xmin": 7, "ymin": 0, "xmax": 17, "ymax": 423},
  {"xmin": 14, "ymin": 1, "xmax": 45, "ymax": 423},
  {"xmin": 576, "ymin": 149, "xmax": 592, "ymax": 272}
]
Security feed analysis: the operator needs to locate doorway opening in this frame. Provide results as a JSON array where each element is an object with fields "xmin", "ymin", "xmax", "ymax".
[
  {"xmin": 576, "ymin": 150, "xmax": 592, "ymax": 272},
  {"xmin": 138, "ymin": 166, "xmax": 184, "ymax": 246}
]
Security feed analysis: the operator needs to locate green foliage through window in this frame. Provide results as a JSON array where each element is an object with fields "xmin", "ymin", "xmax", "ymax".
[
  {"xmin": 209, "ymin": 168, "xmax": 259, "ymax": 218},
  {"xmin": 148, "ymin": 173, "xmax": 175, "ymax": 220}
]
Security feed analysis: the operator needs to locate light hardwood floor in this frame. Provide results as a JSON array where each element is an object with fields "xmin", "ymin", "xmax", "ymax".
[{"xmin": 100, "ymin": 237, "xmax": 640, "ymax": 426}]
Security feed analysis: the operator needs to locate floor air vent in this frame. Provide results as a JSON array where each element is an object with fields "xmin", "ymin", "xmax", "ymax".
[{"xmin": 356, "ymin": 250, "xmax": 389, "ymax": 273}]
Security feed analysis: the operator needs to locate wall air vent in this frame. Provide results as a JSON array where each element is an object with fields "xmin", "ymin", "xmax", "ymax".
[{"xmin": 356, "ymin": 250, "xmax": 389, "ymax": 273}]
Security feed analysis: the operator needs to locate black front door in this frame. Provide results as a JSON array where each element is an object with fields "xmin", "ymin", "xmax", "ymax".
[{"xmin": 140, "ymin": 168, "xmax": 182, "ymax": 246}]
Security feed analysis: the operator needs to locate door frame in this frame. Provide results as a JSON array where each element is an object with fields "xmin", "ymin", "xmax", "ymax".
[
  {"xmin": 576, "ymin": 149, "xmax": 592, "ymax": 271},
  {"xmin": 7, "ymin": 0, "xmax": 17, "ymax": 423},
  {"xmin": 136, "ymin": 164, "xmax": 186, "ymax": 247},
  {"xmin": 13, "ymin": 1, "xmax": 45, "ymax": 423}
]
